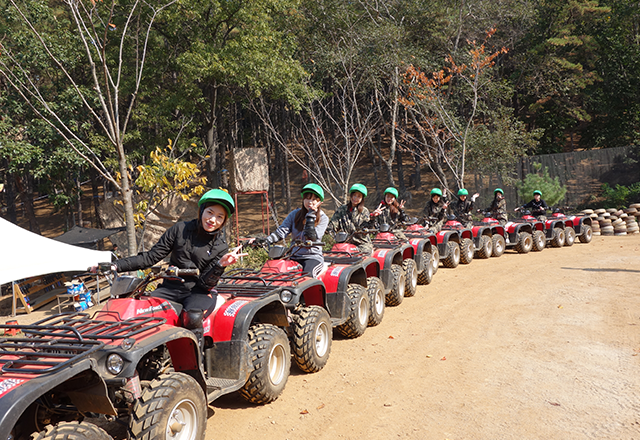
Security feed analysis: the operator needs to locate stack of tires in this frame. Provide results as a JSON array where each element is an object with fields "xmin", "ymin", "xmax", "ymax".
[
  {"xmin": 613, "ymin": 217, "xmax": 627, "ymax": 235},
  {"xmin": 625, "ymin": 210, "xmax": 639, "ymax": 234},
  {"xmin": 599, "ymin": 212, "xmax": 614, "ymax": 236}
]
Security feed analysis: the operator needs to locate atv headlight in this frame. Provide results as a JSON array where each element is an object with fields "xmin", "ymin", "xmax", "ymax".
[
  {"xmin": 280, "ymin": 289, "xmax": 293, "ymax": 303},
  {"xmin": 106, "ymin": 353, "xmax": 124, "ymax": 375}
]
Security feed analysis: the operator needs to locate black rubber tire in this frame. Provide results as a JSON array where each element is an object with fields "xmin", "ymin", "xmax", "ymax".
[
  {"xmin": 514, "ymin": 232, "xmax": 533, "ymax": 253},
  {"xmin": 579, "ymin": 224, "xmax": 593, "ymax": 243},
  {"xmin": 336, "ymin": 284, "xmax": 369, "ymax": 338},
  {"xmin": 32, "ymin": 422, "xmax": 113, "ymax": 440},
  {"xmin": 402, "ymin": 259, "xmax": 418, "ymax": 297},
  {"xmin": 129, "ymin": 372, "xmax": 206, "ymax": 440},
  {"xmin": 459, "ymin": 238, "xmax": 474, "ymax": 264},
  {"xmin": 442, "ymin": 242, "xmax": 460, "ymax": 268},
  {"xmin": 491, "ymin": 234, "xmax": 506, "ymax": 257},
  {"xmin": 532, "ymin": 230, "xmax": 546, "ymax": 252},
  {"xmin": 366, "ymin": 276, "xmax": 385, "ymax": 327},
  {"xmin": 239, "ymin": 324, "xmax": 291, "ymax": 404},
  {"xmin": 417, "ymin": 252, "xmax": 433, "ymax": 285},
  {"xmin": 430, "ymin": 246, "xmax": 440, "ymax": 274},
  {"xmin": 385, "ymin": 264, "xmax": 405, "ymax": 306},
  {"xmin": 475, "ymin": 235, "xmax": 492, "ymax": 259},
  {"xmin": 551, "ymin": 228, "xmax": 565, "ymax": 247},
  {"xmin": 564, "ymin": 227, "xmax": 576, "ymax": 247},
  {"xmin": 291, "ymin": 306, "xmax": 332, "ymax": 373}
]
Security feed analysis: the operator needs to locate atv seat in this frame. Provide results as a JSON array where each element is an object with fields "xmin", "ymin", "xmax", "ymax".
[{"xmin": 170, "ymin": 294, "xmax": 226, "ymax": 321}]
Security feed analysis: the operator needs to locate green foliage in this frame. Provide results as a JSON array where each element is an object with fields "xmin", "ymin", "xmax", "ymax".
[
  {"xmin": 599, "ymin": 182, "xmax": 640, "ymax": 208},
  {"xmin": 516, "ymin": 163, "xmax": 568, "ymax": 206},
  {"xmin": 225, "ymin": 245, "xmax": 269, "ymax": 271}
]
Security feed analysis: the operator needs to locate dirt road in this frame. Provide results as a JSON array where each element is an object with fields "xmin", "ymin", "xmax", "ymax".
[{"xmin": 205, "ymin": 235, "xmax": 640, "ymax": 440}]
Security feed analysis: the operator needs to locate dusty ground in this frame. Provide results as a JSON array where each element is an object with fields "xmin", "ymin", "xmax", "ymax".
[
  {"xmin": 206, "ymin": 235, "xmax": 640, "ymax": 440},
  {"xmin": 3, "ymin": 235, "xmax": 639, "ymax": 439}
]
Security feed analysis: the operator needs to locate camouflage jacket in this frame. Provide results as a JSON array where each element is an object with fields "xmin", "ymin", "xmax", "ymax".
[
  {"xmin": 451, "ymin": 198, "xmax": 474, "ymax": 223},
  {"xmin": 369, "ymin": 202, "xmax": 409, "ymax": 230},
  {"xmin": 328, "ymin": 204, "xmax": 372, "ymax": 247},
  {"xmin": 422, "ymin": 200, "xmax": 447, "ymax": 225},
  {"xmin": 488, "ymin": 197, "xmax": 508, "ymax": 222}
]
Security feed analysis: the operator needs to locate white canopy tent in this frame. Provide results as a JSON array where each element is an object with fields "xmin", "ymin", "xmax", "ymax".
[{"xmin": 0, "ymin": 217, "xmax": 113, "ymax": 286}]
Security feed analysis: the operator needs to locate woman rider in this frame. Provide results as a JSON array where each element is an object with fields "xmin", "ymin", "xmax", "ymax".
[
  {"xmin": 422, "ymin": 188, "xmax": 449, "ymax": 232},
  {"xmin": 255, "ymin": 183, "xmax": 329, "ymax": 278},
  {"xmin": 108, "ymin": 188, "xmax": 246, "ymax": 319},
  {"xmin": 327, "ymin": 183, "xmax": 373, "ymax": 255},
  {"xmin": 487, "ymin": 188, "xmax": 508, "ymax": 225},
  {"xmin": 451, "ymin": 188, "xmax": 480, "ymax": 228}
]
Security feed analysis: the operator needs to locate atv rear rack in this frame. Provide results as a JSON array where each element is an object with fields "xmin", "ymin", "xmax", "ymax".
[{"xmin": 0, "ymin": 314, "xmax": 167, "ymax": 375}]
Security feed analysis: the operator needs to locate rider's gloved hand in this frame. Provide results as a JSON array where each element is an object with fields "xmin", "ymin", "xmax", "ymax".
[{"xmin": 252, "ymin": 236, "xmax": 270, "ymax": 247}]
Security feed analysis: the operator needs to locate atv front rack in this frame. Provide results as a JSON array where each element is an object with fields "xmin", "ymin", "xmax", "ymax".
[
  {"xmin": 218, "ymin": 268, "xmax": 310, "ymax": 297},
  {"xmin": 0, "ymin": 313, "xmax": 166, "ymax": 375},
  {"xmin": 323, "ymin": 250, "xmax": 366, "ymax": 265},
  {"xmin": 372, "ymin": 238, "xmax": 404, "ymax": 248}
]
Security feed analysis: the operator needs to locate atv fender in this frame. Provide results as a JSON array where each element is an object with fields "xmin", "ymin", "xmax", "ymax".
[
  {"xmin": 323, "ymin": 265, "xmax": 368, "ymax": 320},
  {"xmin": 361, "ymin": 257, "xmax": 381, "ymax": 279},
  {"xmin": 0, "ymin": 360, "xmax": 116, "ymax": 440},
  {"xmin": 372, "ymin": 248, "xmax": 402, "ymax": 290},
  {"xmin": 436, "ymin": 231, "xmax": 459, "ymax": 257},
  {"xmin": 207, "ymin": 296, "xmax": 288, "ymax": 380},
  {"xmin": 408, "ymin": 238, "xmax": 427, "ymax": 272}
]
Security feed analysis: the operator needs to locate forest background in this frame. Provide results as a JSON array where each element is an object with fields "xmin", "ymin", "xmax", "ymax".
[{"xmin": 1, "ymin": 0, "xmax": 640, "ymax": 256}]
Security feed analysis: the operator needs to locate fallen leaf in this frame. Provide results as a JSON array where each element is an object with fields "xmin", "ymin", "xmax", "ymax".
[
  {"xmin": 300, "ymin": 409, "xmax": 309, "ymax": 415},
  {"xmin": 558, "ymin": 305, "xmax": 563, "ymax": 308},
  {"xmin": 548, "ymin": 401, "xmax": 561, "ymax": 406},
  {"xmin": 388, "ymin": 335, "xmax": 395, "ymax": 339},
  {"xmin": 317, "ymin": 403, "xmax": 325, "ymax": 410},
  {"xmin": 426, "ymin": 355, "xmax": 432, "ymax": 358},
  {"xmin": 440, "ymin": 356, "xmax": 447, "ymax": 361}
]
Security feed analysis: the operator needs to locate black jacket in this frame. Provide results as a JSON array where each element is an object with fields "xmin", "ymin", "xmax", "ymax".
[
  {"xmin": 523, "ymin": 198, "xmax": 549, "ymax": 216},
  {"xmin": 451, "ymin": 198, "xmax": 474, "ymax": 222},
  {"xmin": 114, "ymin": 220, "xmax": 228, "ymax": 294}
]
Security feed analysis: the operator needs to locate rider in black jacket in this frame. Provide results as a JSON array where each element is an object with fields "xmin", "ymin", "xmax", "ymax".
[
  {"xmin": 516, "ymin": 190, "xmax": 549, "ymax": 220},
  {"xmin": 112, "ymin": 189, "xmax": 245, "ymax": 316}
]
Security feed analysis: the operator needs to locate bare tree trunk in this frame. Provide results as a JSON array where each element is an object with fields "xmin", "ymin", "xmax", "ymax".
[
  {"xmin": 396, "ymin": 148, "xmax": 405, "ymax": 191},
  {"xmin": 90, "ymin": 168, "xmax": 105, "ymax": 229},
  {"xmin": 1, "ymin": 161, "xmax": 17, "ymax": 223},
  {"xmin": 15, "ymin": 174, "xmax": 40, "ymax": 234},
  {"xmin": 413, "ymin": 152, "xmax": 422, "ymax": 190},
  {"xmin": 206, "ymin": 89, "xmax": 221, "ymax": 189},
  {"xmin": 77, "ymin": 171, "xmax": 83, "ymax": 227}
]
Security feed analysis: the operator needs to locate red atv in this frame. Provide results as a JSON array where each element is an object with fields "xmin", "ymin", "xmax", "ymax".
[
  {"xmin": 400, "ymin": 225, "xmax": 439, "ymax": 285},
  {"xmin": 441, "ymin": 215, "xmax": 476, "ymax": 264},
  {"xmin": 519, "ymin": 210, "xmax": 565, "ymax": 248},
  {"xmin": 97, "ymin": 266, "xmax": 293, "ymax": 407},
  {"xmin": 325, "ymin": 231, "xmax": 387, "ymax": 327},
  {"xmin": 549, "ymin": 208, "xmax": 593, "ymax": 244},
  {"xmin": 415, "ymin": 216, "xmax": 466, "ymax": 268},
  {"xmin": 368, "ymin": 224, "xmax": 417, "ymax": 306},
  {"xmin": 1, "ymin": 268, "xmax": 226, "ymax": 440},
  {"xmin": 479, "ymin": 211, "xmax": 541, "ymax": 253}
]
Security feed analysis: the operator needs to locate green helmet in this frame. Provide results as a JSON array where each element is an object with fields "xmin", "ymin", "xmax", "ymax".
[
  {"xmin": 457, "ymin": 188, "xmax": 469, "ymax": 196},
  {"xmin": 384, "ymin": 187, "xmax": 399, "ymax": 198},
  {"xmin": 301, "ymin": 183, "xmax": 325, "ymax": 201},
  {"xmin": 431, "ymin": 188, "xmax": 443, "ymax": 197},
  {"xmin": 494, "ymin": 188, "xmax": 504, "ymax": 195},
  {"xmin": 533, "ymin": 190, "xmax": 542, "ymax": 196},
  {"xmin": 198, "ymin": 188, "xmax": 235, "ymax": 216},
  {"xmin": 349, "ymin": 183, "xmax": 368, "ymax": 198}
]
